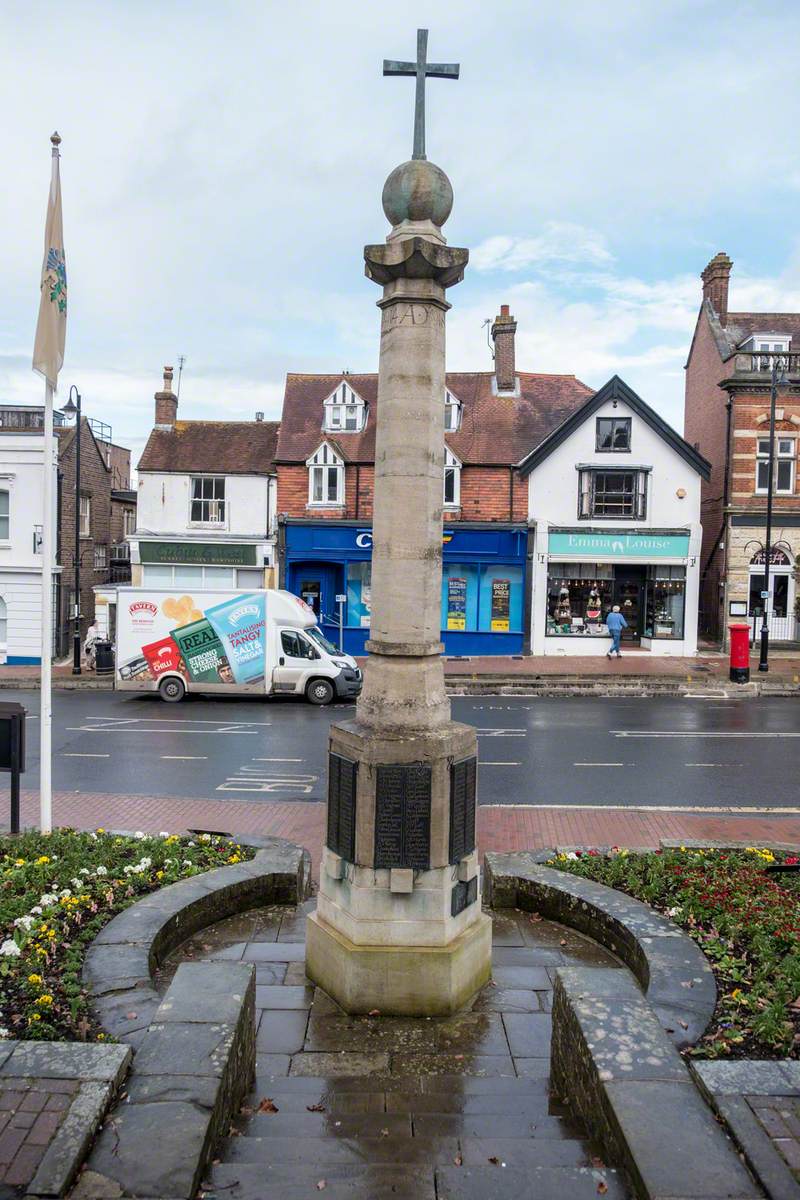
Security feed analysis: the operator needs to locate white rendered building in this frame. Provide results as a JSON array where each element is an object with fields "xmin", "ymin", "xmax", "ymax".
[{"xmin": 521, "ymin": 376, "xmax": 709, "ymax": 657}]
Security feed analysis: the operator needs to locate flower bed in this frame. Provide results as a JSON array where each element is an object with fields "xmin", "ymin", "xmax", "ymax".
[
  {"xmin": 0, "ymin": 828, "xmax": 253, "ymax": 1042},
  {"xmin": 548, "ymin": 847, "xmax": 800, "ymax": 1060}
]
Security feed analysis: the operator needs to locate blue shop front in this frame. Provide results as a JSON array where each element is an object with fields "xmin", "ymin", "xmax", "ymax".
[{"xmin": 282, "ymin": 520, "xmax": 528, "ymax": 656}]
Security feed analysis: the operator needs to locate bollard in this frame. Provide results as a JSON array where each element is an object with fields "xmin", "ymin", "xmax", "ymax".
[
  {"xmin": 0, "ymin": 704, "xmax": 26, "ymax": 834},
  {"xmin": 729, "ymin": 623, "xmax": 751, "ymax": 684}
]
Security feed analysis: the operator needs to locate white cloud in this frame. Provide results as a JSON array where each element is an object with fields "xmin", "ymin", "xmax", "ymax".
[{"xmin": 472, "ymin": 224, "xmax": 613, "ymax": 272}]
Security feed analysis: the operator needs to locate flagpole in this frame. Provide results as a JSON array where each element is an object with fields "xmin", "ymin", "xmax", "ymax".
[{"xmin": 40, "ymin": 379, "xmax": 53, "ymax": 833}]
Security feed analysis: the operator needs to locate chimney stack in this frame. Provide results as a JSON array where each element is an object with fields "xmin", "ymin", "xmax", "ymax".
[
  {"xmin": 701, "ymin": 253, "xmax": 733, "ymax": 325},
  {"xmin": 154, "ymin": 365, "xmax": 177, "ymax": 429},
  {"xmin": 491, "ymin": 304, "xmax": 517, "ymax": 393}
]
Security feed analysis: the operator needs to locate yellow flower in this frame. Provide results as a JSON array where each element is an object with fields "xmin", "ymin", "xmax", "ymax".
[
  {"xmin": 156, "ymin": 871, "xmax": 164, "ymax": 880},
  {"xmin": 28, "ymin": 1013, "xmax": 41, "ymax": 1022},
  {"xmin": 14, "ymin": 859, "xmax": 26, "ymax": 867},
  {"xmin": 96, "ymin": 828, "xmax": 105, "ymax": 834},
  {"xmin": 35, "ymin": 994, "xmax": 53, "ymax": 1007},
  {"xmin": 228, "ymin": 855, "xmax": 241, "ymax": 864},
  {"xmin": 27, "ymin": 974, "xmax": 42, "ymax": 985},
  {"xmin": 96, "ymin": 1033, "xmax": 106, "ymax": 1041},
  {"xmin": 679, "ymin": 846, "xmax": 686, "ymax": 853},
  {"xmin": 35, "ymin": 856, "xmax": 50, "ymax": 865}
]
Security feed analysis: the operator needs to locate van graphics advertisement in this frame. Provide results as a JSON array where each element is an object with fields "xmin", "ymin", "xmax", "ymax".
[
  {"xmin": 205, "ymin": 594, "xmax": 267, "ymax": 685},
  {"xmin": 490, "ymin": 578, "xmax": 510, "ymax": 632},
  {"xmin": 447, "ymin": 577, "xmax": 467, "ymax": 631},
  {"xmin": 118, "ymin": 592, "xmax": 268, "ymax": 686}
]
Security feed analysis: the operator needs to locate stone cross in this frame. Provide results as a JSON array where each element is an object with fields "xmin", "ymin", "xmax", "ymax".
[{"xmin": 383, "ymin": 28, "xmax": 459, "ymax": 161}]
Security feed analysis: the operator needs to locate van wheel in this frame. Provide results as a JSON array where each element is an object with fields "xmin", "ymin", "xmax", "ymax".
[
  {"xmin": 158, "ymin": 676, "xmax": 186, "ymax": 703},
  {"xmin": 306, "ymin": 678, "xmax": 335, "ymax": 706}
]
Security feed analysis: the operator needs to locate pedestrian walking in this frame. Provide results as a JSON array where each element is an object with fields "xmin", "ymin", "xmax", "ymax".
[
  {"xmin": 606, "ymin": 605, "xmax": 627, "ymax": 658},
  {"xmin": 83, "ymin": 619, "xmax": 100, "ymax": 672}
]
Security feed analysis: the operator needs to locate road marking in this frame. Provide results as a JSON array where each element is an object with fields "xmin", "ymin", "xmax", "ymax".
[
  {"xmin": 160, "ymin": 755, "xmax": 208, "ymax": 760},
  {"xmin": 685, "ymin": 763, "xmax": 733, "ymax": 768},
  {"xmin": 481, "ymin": 802, "xmax": 800, "ymax": 814},
  {"xmin": 476, "ymin": 728, "xmax": 527, "ymax": 737},
  {"xmin": 479, "ymin": 762, "xmax": 520, "ymax": 767},
  {"xmin": 84, "ymin": 716, "xmax": 272, "ymax": 726},
  {"xmin": 217, "ymin": 766, "xmax": 319, "ymax": 795},
  {"xmin": 253, "ymin": 758, "xmax": 304, "ymax": 763},
  {"xmin": 62, "ymin": 752, "xmax": 110, "ymax": 758},
  {"xmin": 573, "ymin": 762, "xmax": 626, "ymax": 767},
  {"xmin": 612, "ymin": 731, "xmax": 800, "ymax": 738},
  {"xmin": 66, "ymin": 726, "xmax": 257, "ymax": 736}
]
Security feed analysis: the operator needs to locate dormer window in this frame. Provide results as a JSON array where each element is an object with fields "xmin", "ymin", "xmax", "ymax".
[
  {"xmin": 307, "ymin": 443, "xmax": 344, "ymax": 506},
  {"xmin": 742, "ymin": 334, "xmax": 791, "ymax": 353},
  {"xmin": 444, "ymin": 447, "xmax": 462, "ymax": 508},
  {"xmin": 444, "ymin": 389, "xmax": 462, "ymax": 432},
  {"xmin": 324, "ymin": 381, "xmax": 365, "ymax": 433}
]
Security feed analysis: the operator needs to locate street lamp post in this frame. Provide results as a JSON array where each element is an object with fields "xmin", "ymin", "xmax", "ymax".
[
  {"xmin": 61, "ymin": 386, "xmax": 82, "ymax": 675},
  {"xmin": 758, "ymin": 359, "xmax": 790, "ymax": 673}
]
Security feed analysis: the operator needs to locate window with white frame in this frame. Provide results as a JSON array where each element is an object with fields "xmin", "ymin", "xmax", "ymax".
[
  {"xmin": 578, "ymin": 469, "xmax": 648, "ymax": 519},
  {"xmin": 79, "ymin": 494, "xmax": 91, "ymax": 537},
  {"xmin": 444, "ymin": 389, "xmax": 461, "ymax": 432},
  {"xmin": 756, "ymin": 437, "xmax": 796, "ymax": 495},
  {"xmin": 0, "ymin": 491, "xmax": 9, "ymax": 540},
  {"xmin": 323, "ymin": 381, "xmax": 366, "ymax": 433},
  {"xmin": 190, "ymin": 476, "xmax": 226, "ymax": 524},
  {"xmin": 123, "ymin": 507, "xmax": 136, "ymax": 536},
  {"xmin": 307, "ymin": 443, "xmax": 344, "ymax": 505},
  {"xmin": 444, "ymin": 447, "xmax": 462, "ymax": 507},
  {"xmin": 93, "ymin": 544, "xmax": 108, "ymax": 570}
]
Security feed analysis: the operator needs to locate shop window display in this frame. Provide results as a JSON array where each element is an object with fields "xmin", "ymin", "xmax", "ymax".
[
  {"xmin": 346, "ymin": 561, "xmax": 372, "ymax": 628},
  {"xmin": 643, "ymin": 566, "xmax": 686, "ymax": 639},
  {"xmin": 546, "ymin": 564, "xmax": 613, "ymax": 637}
]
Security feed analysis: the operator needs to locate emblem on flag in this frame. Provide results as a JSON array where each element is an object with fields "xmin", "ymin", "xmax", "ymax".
[{"xmin": 44, "ymin": 247, "xmax": 67, "ymax": 314}]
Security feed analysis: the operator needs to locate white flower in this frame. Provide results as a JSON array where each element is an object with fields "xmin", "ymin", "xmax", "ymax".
[
  {"xmin": 71, "ymin": 878, "xmax": 82, "ymax": 889},
  {"xmin": 139, "ymin": 857, "xmax": 152, "ymax": 870},
  {"xmin": 667, "ymin": 906, "xmax": 682, "ymax": 918},
  {"xmin": 29, "ymin": 906, "xmax": 42, "ymax": 916},
  {"xmin": 159, "ymin": 831, "xmax": 169, "ymax": 838},
  {"xmin": 94, "ymin": 866, "xmax": 108, "ymax": 877},
  {"xmin": 565, "ymin": 852, "xmax": 579, "ymax": 861},
  {"xmin": 13, "ymin": 916, "xmax": 34, "ymax": 930},
  {"xmin": 134, "ymin": 832, "xmax": 146, "ymax": 840},
  {"xmin": 0, "ymin": 940, "xmax": 20, "ymax": 957},
  {"xmin": 79, "ymin": 868, "xmax": 90, "ymax": 876},
  {"xmin": 59, "ymin": 889, "xmax": 71, "ymax": 899},
  {"xmin": 0, "ymin": 1027, "xmax": 10, "ymax": 1038},
  {"xmin": 182, "ymin": 860, "xmax": 193, "ymax": 868},
  {"xmin": 39, "ymin": 894, "xmax": 57, "ymax": 907},
  {"xmin": 199, "ymin": 834, "xmax": 211, "ymax": 843},
  {"xmin": 186, "ymin": 841, "xmax": 195, "ymax": 847}
]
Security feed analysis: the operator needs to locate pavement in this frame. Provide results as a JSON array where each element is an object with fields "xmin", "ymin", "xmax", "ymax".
[{"xmin": 2, "ymin": 648, "xmax": 799, "ymax": 695}]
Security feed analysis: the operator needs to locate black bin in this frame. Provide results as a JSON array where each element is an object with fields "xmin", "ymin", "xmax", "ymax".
[{"xmin": 94, "ymin": 641, "xmax": 114, "ymax": 675}]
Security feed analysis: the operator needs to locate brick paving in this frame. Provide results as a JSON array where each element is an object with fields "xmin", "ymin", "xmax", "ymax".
[
  {"xmin": 159, "ymin": 903, "xmax": 628, "ymax": 1199},
  {"xmin": 0, "ymin": 1076, "xmax": 77, "ymax": 1191},
  {"xmin": 748, "ymin": 1095, "xmax": 800, "ymax": 1180},
  {"xmin": 2, "ymin": 790, "xmax": 799, "ymax": 879}
]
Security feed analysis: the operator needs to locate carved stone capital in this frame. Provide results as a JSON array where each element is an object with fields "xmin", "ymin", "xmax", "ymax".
[{"xmin": 364, "ymin": 236, "xmax": 468, "ymax": 288}]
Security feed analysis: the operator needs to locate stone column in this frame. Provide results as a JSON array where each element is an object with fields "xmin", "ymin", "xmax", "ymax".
[{"xmin": 305, "ymin": 159, "xmax": 492, "ymax": 1015}]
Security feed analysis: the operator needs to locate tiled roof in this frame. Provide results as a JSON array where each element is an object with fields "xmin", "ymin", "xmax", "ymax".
[
  {"xmin": 138, "ymin": 420, "xmax": 280, "ymax": 475},
  {"xmin": 275, "ymin": 372, "xmax": 593, "ymax": 466},
  {"xmin": 724, "ymin": 312, "xmax": 800, "ymax": 354}
]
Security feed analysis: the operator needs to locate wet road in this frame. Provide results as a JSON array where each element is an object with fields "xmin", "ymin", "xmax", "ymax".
[{"xmin": 1, "ymin": 689, "xmax": 798, "ymax": 812}]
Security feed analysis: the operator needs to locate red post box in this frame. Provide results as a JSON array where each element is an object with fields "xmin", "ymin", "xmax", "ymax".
[{"xmin": 729, "ymin": 623, "xmax": 750, "ymax": 684}]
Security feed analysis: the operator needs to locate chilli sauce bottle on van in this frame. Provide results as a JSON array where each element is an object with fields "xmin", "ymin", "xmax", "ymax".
[
  {"xmin": 170, "ymin": 617, "xmax": 232, "ymax": 684},
  {"xmin": 141, "ymin": 635, "xmax": 187, "ymax": 681},
  {"xmin": 205, "ymin": 594, "xmax": 267, "ymax": 686}
]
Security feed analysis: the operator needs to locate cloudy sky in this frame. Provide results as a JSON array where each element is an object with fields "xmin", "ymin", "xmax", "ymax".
[{"xmin": 4, "ymin": 0, "xmax": 800, "ymax": 470}]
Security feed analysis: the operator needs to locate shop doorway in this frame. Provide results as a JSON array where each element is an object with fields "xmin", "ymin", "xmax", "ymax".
[
  {"xmin": 613, "ymin": 566, "xmax": 646, "ymax": 642},
  {"xmin": 288, "ymin": 563, "xmax": 342, "ymax": 628}
]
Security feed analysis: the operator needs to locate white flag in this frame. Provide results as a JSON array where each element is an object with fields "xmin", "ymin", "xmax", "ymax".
[{"xmin": 32, "ymin": 135, "xmax": 67, "ymax": 391}]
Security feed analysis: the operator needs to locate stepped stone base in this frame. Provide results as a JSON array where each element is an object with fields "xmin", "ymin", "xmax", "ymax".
[{"xmin": 305, "ymin": 908, "xmax": 493, "ymax": 1016}]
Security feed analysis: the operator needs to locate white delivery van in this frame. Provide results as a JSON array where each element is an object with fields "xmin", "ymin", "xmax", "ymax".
[{"xmin": 114, "ymin": 587, "xmax": 362, "ymax": 705}]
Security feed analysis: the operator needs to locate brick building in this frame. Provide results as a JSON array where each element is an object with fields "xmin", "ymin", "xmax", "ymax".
[
  {"xmin": 275, "ymin": 307, "xmax": 592, "ymax": 655},
  {"xmin": 685, "ymin": 252, "xmax": 800, "ymax": 643},
  {"xmin": 56, "ymin": 417, "xmax": 134, "ymax": 654}
]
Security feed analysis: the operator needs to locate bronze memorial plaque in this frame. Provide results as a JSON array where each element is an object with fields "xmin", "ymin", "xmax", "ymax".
[
  {"xmin": 327, "ymin": 753, "xmax": 358, "ymax": 862},
  {"xmin": 451, "ymin": 874, "xmax": 478, "ymax": 917},
  {"xmin": 374, "ymin": 764, "xmax": 432, "ymax": 870},
  {"xmin": 449, "ymin": 756, "xmax": 477, "ymax": 864}
]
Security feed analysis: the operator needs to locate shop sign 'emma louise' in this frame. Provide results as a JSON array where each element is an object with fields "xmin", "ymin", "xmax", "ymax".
[{"xmin": 549, "ymin": 532, "xmax": 691, "ymax": 558}]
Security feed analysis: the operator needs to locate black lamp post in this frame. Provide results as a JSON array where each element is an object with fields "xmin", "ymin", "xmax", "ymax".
[
  {"xmin": 758, "ymin": 359, "xmax": 791, "ymax": 673},
  {"xmin": 60, "ymin": 386, "xmax": 82, "ymax": 675}
]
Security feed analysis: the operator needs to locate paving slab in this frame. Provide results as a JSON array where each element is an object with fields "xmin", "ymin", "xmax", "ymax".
[{"xmin": 435, "ymin": 1164, "xmax": 627, "ymax": 1200}]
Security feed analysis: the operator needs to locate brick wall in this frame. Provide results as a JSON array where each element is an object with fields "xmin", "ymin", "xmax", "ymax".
[
  {"xmin": 728, "ymin": 394, "xmax": 800, "ymax": 511},
  {"xmin": 279, "ymin": 462, "xmax": 526, "ymax": 524},
  {"xmin": 684, "ymin": 310, "xmax": 731, "ymax": 636},
  {"xmin": 57, "ymin": 420, "xmax": 112, "ymax": 646}
]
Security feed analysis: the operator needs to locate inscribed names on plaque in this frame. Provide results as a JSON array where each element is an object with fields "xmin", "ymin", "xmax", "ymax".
[
  {"xmin": 374, "ymin": 764, "xmax": 432, "ymax": 870},
  {"xmin": 449, "ymin": 756, "xmax": 477, "ymax": 864},
  {"xmin": 327, "ymin": 753, "xmax": 357, "ymax": 862}
]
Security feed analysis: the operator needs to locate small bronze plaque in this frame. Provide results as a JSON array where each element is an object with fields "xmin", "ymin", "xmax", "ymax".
[
  {"xmin": 451, "ymin": 875, "xmax": 478, "ymax": 917},
  {"xmin": 327, "ymin": 753, "xmax": 357, "ymax": 862},
  {"xmin": 374, "ymin": 764, "xmax": 431, "ymax": 870},
  {"xmin": 449, "ymin": 756, "xmax": 477, "ymax": 864}
]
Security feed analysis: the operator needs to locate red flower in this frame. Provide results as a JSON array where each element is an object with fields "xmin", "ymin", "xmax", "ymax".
[{"xmin": 785, "ymin": 856, "xmax": 798, "ymax": 866}]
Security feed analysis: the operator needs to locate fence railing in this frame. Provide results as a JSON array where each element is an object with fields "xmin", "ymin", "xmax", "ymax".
[{"xmin": 733, "ymin": 351, "xmax": 800, "ymax": 376}]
